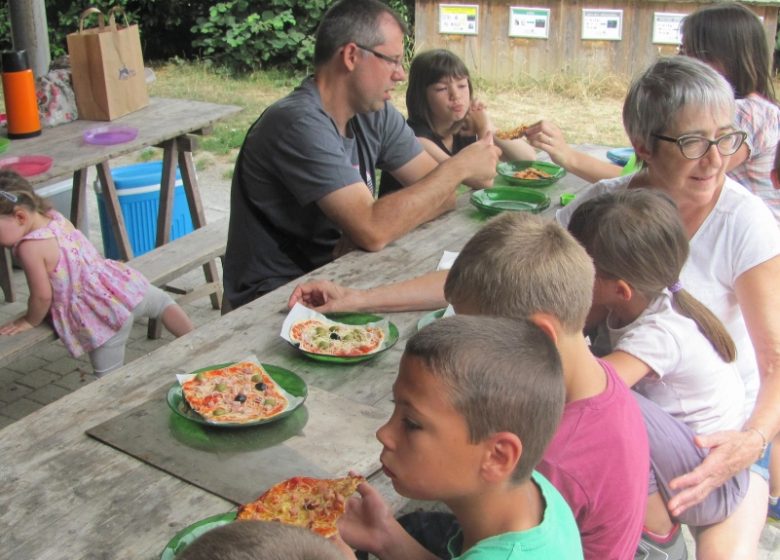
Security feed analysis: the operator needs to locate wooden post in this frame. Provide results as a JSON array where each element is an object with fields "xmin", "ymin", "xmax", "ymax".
[{"xmin": 8, "ymin": 0, "xmax": 50, "ymax": 78}]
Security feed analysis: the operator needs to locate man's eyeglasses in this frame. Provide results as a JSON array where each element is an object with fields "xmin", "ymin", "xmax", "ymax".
[
  {"xmin": 0, "ymin": 191, "xmax": 18, "ymax": 203},
  {"xmin": 355, "ymin": 44, "xmax": 404, "ymax": 71},
  {"xmin": 652, "ymin": 131, "xmax": 747, "ymax": 160}
]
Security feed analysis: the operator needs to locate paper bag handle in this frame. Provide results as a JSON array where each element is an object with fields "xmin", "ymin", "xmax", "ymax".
[
  {"xmin": 78, "ymin": 7, "xmax": 106, "ymax": 33},
  {"xmin": 108, "ymin": 6, "xmax": 131, "ymax": 29}
]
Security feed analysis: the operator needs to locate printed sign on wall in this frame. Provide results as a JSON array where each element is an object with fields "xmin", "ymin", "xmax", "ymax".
[
  {"xmin": 652, "ymin": 12, "xmax": 685, "ymax": 45},
  {"xmin": 582, "ymin": 9, "xmax": 623, "ymax": 41},
  {"xmin": 509, "ymin": 7, "xmax": 550, "ymax": 39},
  {"xmin": 439, "ymin": 4, "xmax": 479, "ymax": 35}
]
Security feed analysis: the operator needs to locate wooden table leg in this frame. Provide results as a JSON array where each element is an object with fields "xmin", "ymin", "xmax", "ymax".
[
  {"xmin": 0, "ymin": 248, "xmax": 15, "ymax": 303},
  {"xmin": 156, "ymin": 139, "xmax": 178, "ymax": 248},
  {"xmin": 147, "ymin": 135, "xmax": 223, "ymax": 339},
  {"xmin": 95, "ymin": 162, "xmax": 133, "ymax": 261},
  {"xmin": 178, "ymin": 136, "xmax": 222, "ymax": 311}
]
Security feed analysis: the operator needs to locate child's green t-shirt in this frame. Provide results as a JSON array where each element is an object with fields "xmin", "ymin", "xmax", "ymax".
[{"xmin": 447, "ymin": 471, "xmax": 583, "ymax": 560}]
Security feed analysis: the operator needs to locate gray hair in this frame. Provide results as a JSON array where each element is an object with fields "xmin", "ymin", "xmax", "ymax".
[
  {"xmin": 314, "ymin": 0, "xmax": 408, "ymax": 67},
  {"xmin": 622, "ymin": 56, "xmax": 736, "ymax": 154}
]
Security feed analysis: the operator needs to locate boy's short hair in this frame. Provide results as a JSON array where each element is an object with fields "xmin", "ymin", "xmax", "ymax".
[
  {"xmin": 406, "ymin": 315, "xmax": 565, "ymax": 483},
  {"xmin": 444, "ymin": 212, "xmax": 595, "ymax": 333},
  {"xmin": 178, "ymin": 520, "xmax": 344, "ymax": 560}
]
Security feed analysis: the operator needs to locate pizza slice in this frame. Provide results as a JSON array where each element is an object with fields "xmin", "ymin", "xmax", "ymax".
[
  {"xmin": 496, "ymin": 124, "xmax": 528, "ymax": 140},
  {"xmin": 236, "ymin": 474, "xmax": 365, "ymax": 537},
  {"xmin": 181, "ymin": 361, "xmax": 289, "ymax": 424},
  {"xmin": 290, "ymin": 319, "xmax": 385, "ymax": 357}
]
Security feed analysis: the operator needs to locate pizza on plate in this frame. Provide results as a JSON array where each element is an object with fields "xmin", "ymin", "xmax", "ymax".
[
  {"xmin": 181, "ymin": 361, "xmax": 288, "ymax": 424},
  {"xmin": 236, "ymin": 474, "xmax": 365, "ymax": 537},
  {"xmin": 496, "ymin": 124, "xmax": 528, "ymax": 140},
  {"xmin": 290, "ymin": 319, "xmax": 385, "ymax": 357},
  {"xmin": 512, "ymin": 167, "xmax": 553, "ymax": 180}
]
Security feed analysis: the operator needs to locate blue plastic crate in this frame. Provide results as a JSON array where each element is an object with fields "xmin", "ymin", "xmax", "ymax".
[{"xmin": 95, "ymin": 161, "xmax": 194, "ymax": 259}]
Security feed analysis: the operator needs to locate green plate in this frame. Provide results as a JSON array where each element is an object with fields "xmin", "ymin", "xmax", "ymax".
[
  {"xmin": 0, "ymin": 138, "xmax": 9, "ymax": 154},
  {"xmin": 417, "ymin": 308, "xmax": 447, "ymax": 331},
  {"xmin": 167, "ymin": 363, "xmax": 308, "ymax": 428},
  {"xmin": 496, "ymin": 161, "xmax": 566, "ymax": 188},
  {"xmin": 160, "ymin": 511, "xmax": 236, "ymax": 559},
  {"xmin": 470, "ymin": 187, "xmax": 551, "ymax": 216},
  {"xmin": 292, "ymin": 312, "xmax": 399, "ymax": 364}
]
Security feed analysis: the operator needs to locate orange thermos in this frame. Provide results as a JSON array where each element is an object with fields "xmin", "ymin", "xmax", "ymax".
[{"xmin": 2, "ymin": 50, "xmax": 41, "ymax": 139}]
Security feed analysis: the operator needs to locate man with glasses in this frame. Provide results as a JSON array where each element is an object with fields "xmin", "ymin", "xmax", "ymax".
[{"xmin": 224, "ymin": 0, "xmax": 500, "ymax": 310}]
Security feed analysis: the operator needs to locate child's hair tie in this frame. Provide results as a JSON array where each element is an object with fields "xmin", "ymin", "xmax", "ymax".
[
  {"xmin": 669, "ymin": 281, "xmax": 683, "ymax": 294},
  {"xmin": 0, "ymin": 191, "xmax": 18, "ymax": 203}
]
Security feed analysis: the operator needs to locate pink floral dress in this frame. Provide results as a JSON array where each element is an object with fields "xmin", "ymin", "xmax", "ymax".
[{"xmin": 13, "ymin": 211, "xmax": 149, "ymax": 357}]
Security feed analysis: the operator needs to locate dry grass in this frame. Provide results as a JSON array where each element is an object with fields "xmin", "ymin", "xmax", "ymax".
[
  {"xmin": 143, "ymin": 61, "xmax": 780, "ymax": 161},
  {"xmin": 148, "ymin": 60, "xmax": 633, "ymax": 156}
]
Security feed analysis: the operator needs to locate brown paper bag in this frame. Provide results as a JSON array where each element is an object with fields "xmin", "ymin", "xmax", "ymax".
[{"xmin": 66, "ymin": 7, "xmax": 149, "ymax": 121}]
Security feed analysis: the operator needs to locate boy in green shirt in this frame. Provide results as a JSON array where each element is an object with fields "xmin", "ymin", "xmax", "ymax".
[{"xmin": 334, "ymin": 315, "xmax": 583, "ymax": 559}]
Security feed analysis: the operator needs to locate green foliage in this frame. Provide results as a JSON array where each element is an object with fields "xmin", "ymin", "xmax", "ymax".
[
  {"xmin": 191, "ymin": 0, "xmax": 330, "ymax": 74},
  {"xmin": 0, "ymin": 0, "xmax": 416, "ymax": 73}
]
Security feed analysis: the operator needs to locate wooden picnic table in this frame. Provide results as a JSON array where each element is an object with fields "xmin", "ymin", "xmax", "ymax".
[
  {"xmin": 0, "ymin": 148, "xmax": 605, "ymax": 559},
  {"xmin": 0, "ymin": 97, "xmax": 242, "ymax": 302}
]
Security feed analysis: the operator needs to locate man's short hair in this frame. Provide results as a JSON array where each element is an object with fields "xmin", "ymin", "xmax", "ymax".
[
  {"xmin": 314, "ymin": 0, "xmax": 408, "ymax": 67},
  {"xmin": 178, "ymin": 520, "xmax": 344, "ymax": 560},
  {"xmin": 444, "ymin": 212, "xmax": 595, "ymax": 333},
  {"xmin": 406, "ymin": 315, "xmax": 565, "ymax": 483}
]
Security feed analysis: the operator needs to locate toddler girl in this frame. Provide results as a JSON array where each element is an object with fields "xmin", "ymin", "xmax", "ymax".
[{"xmin": 0, "ymin": 170, "xmax": 193, "ymax": 376}]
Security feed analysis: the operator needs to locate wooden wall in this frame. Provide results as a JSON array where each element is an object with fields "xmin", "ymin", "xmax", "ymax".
[{"xmin": 413, "ymin": 1, "xmax": 780, "ymax": 81}]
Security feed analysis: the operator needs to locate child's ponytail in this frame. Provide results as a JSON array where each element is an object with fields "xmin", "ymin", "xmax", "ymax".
[{"xmin": 669, "ymin": 284, "xmax": 736, "ymax": 362}]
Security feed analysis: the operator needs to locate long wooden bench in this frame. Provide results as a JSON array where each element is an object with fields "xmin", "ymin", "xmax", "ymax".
[{"xmin": 0, "ymin": 218, "xmax": 228, "ymax": 367}]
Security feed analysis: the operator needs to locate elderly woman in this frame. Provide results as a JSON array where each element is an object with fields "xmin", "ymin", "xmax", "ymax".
[{"xmin": 556, "ymin": 56, "xmax": 779, "ymax": 556}]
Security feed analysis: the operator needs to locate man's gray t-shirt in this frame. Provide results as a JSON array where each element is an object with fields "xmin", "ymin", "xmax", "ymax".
[{"xmin": 224, "ymin": 77, "xmax": 422, "ymax": 308}]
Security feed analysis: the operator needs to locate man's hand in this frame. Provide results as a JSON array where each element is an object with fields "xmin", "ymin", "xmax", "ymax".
[
  {"xmin": 450, "ymin": 133, "xmax": 501, "ymax": 188},
  {"xmin": 288, "ymin": 280, "xmax": 362, "ymax": 313},
  {"xmin": 0, "ymin": 317, "xmax": 35, "ymax": 335},
  {"xmin": 337, "ymin": 481, "xmax": 395, "ymax": 556},
  {"xmin": 667, "ymin": 429, "xmax": 761, "ymax": 516}
]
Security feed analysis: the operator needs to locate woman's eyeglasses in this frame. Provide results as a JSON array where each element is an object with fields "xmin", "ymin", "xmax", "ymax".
[{"xmin": 652, "ymin": 131, "xmax": 747, "ymax": 160}]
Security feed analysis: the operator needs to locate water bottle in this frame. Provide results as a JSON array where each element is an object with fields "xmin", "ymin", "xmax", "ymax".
[{"xmin": 1, "ymin": 50, "xmax": 41, "ymax": 139}]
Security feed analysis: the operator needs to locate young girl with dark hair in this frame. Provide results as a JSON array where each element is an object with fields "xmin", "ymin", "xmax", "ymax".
[{"xmin": 379, "ymin": 49, "xmax": 535, "ymax": 195}]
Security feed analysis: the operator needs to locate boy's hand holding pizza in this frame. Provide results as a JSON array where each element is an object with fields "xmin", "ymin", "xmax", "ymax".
[{"xmin": 337, "ymin": 481, "xmax": 439, "ymax": 560}]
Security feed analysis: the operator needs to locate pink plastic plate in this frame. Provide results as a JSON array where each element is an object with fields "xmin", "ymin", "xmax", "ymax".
[
  {"xmin": 83, "ymin": 125, "xmax": 138, "ymax": 146},
  {"xmin": 0, "ymin": 155, "xmax": 53, "ymax": 177}
]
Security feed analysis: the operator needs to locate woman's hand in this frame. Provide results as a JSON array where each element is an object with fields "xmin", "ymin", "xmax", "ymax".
[
  {"xmin": 0, "ymin": 317, "xmax": 35, "ymax": 335},
  {"xmin": 667, "ymin": 429, "xmax": 763, "ymax": 516},
  {"xmin": 288, "ymin": 280, "xmax": 363, "ymax": 313},
  {"xmin": 525, "ymin": 120, "xmax": 575, "ymax": 166}
]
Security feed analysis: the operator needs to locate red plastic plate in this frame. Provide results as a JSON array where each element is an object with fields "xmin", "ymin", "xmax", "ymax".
[{"xmin": 0, "ymin": 155, "xmax": 53, "ymax": 177}]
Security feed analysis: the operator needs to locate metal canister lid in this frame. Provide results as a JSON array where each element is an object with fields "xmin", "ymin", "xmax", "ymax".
[{"xmin": 1, "ymin": 50, "xmax": 30, "ymax": 73}]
